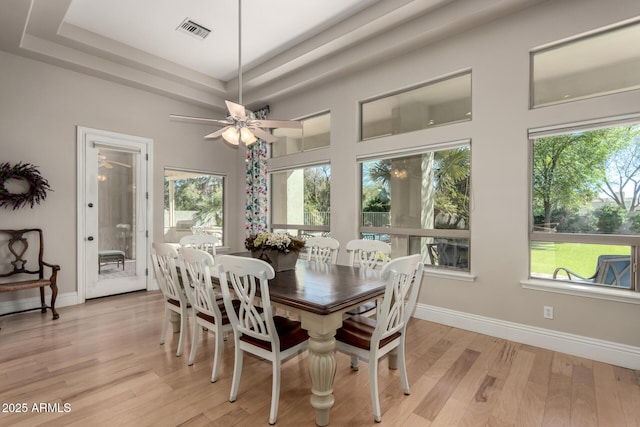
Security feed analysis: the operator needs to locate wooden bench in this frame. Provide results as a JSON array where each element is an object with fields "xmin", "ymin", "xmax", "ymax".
[
  {"xmin": 0, "ymin": 228, "xmax": 59, "ymax": 319},
  {"xmin": 98, "ymin": 250, "xmax": 125, "ymax": 273}
]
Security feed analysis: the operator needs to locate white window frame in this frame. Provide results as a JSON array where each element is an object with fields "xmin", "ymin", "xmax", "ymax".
[
  {"xmin": 357, "ymin": 139, "xmax": 472, "ymax": 274},
  {"xmin": 524, "ymin": 114, "xmax": 640, "ymax": 303},
  {"xmin": 269, "ymin": 162, "xmax": 331, "ymax": 236}
]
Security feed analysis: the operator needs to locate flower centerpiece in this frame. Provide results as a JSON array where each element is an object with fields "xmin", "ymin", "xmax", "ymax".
[{"xmin": 245, "ymin": 232, "xmax": 305, "ymax": 271}]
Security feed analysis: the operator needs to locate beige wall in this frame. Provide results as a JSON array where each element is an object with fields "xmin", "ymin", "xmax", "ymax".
[
  {"xmin": 1, "ymin": 0, "xmax": 638, "ymax": 356},
  {"xmin": 267, "ymin": 0, "xmax": 640, "ymax": 348},
  {"xmin": 0, "ymin": 50, "xmax": 246, "ymax": 303}
]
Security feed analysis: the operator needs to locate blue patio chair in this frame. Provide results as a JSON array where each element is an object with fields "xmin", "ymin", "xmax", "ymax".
[{"xmin": 553, "ymin": 254, "xmax": 631, "ymax": 289}]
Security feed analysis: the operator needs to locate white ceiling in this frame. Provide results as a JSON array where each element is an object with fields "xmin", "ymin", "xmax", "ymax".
[
  {"xmin": 0, "ymin": 0, "xmax": 549, "ymax": 112},
  {"xmin": 63, "ymin": 0, "xmax": 380, "ymax": 81}
]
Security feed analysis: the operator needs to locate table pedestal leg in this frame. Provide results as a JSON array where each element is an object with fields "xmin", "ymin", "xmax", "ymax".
[
  {"xmin": 307, "ymin": 331, "xmax": 337, "ymax": 427},
  {"xmin": 388, "ymin": 347, "xmax": 398, "ymax": 370},
  {"xmin": 170, "ymin": 311, "xmax": 181, "ymax": 333}
]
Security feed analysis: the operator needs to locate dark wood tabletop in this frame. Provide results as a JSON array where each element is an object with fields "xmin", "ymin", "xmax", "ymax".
[{"xmin": 267, "ymin": 260, "xmax": 386, "ymax": 315}]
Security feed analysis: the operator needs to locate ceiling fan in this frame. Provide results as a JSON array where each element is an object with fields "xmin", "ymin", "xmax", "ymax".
[
  {"xmin": 99, "ymin": 154, "xmax": 131, "ymax": 169},
  {"xmin": 170, "ymin": 0, "xmax": 301, "ymax": 145}
]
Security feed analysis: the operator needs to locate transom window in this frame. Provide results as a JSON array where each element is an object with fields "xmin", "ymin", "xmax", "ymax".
[
  {"xmin": 529, "ymin": 117, "xmax": 640, "ymax": 291},
  {"xmin": 360, "ymin": 72, "xmax": 471, "ymax": 141},
  {"xmin": 531, "ymin": 20, "xmax": 640, "ymax": 108},
  {"xmin": 271, "ymin": 112, "xmax": 330, "ymax": 157},
  {"xmin": 359, "ymin": 142, "xmax": 471, "ymax": 271}
]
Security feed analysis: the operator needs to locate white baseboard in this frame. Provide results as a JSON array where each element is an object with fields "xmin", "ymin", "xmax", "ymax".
[
  {"xmin": 0, "ymin": 292, "xmax": 79, "ymax": 316},
  {"xmin": 413, "ymin": 303, "xmax": 640, "ymax": 370}
]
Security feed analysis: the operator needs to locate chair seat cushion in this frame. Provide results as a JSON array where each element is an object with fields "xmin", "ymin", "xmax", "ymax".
[
  {"xmin": 335, "ymin": 315, "xmax": 401, "ymax": 350},
  {"xmin": 240, "ymin": 315, "xmax": 308, "ymax": 351},
  {"xmin": 196, "ymin": 299, "xmax": 241, "ymax": 325},
  {"xmin": 167, "ymin": 298, "xmax": 190, "ymax": 309}
]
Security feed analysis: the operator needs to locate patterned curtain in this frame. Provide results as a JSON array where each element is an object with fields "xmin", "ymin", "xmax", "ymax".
[{"xmin": 245, "ymin": 108, "xmax": 269, "ymax": 237}]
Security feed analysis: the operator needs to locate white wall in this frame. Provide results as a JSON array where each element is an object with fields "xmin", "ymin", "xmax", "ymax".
[
  {"xmin": 0, "ymin": 50, "xmax": 245, "ymax": 305},
  {"xmin": 267, "ymin": 0, "xmax": 640, "ymax": 350}
]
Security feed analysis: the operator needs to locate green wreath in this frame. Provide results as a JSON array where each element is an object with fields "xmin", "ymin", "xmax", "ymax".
[{"xmin": 0, "ymin": 162, "xmax": 52, "ymax": 210}]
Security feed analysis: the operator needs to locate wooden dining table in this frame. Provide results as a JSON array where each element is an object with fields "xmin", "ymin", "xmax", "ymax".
[{"xmin": 265, "ymin": 260, "xmax": 386, "ymax": 426}]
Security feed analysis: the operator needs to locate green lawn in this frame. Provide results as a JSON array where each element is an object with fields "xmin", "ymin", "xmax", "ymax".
[{"xmin": 530, "ymin": 242, "xmax": 629, "ymax": 278}]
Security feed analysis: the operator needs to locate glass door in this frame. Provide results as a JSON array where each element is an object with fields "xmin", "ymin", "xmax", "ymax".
[{"xmin": 83, "ymin": 136, "xmax": 148, "ymax": 299}]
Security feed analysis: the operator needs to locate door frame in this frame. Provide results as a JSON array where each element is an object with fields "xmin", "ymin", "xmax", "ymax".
[{"xmin": 76, "ymin": 126, "xmax": 154, "ymax": 303}]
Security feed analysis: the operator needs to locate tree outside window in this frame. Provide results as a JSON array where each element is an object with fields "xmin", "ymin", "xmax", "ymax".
[
  {"xmin": 530, "ymin": 122, "xmax": 640, "ymax": 289},
  {"xmin": 360, "ymin": 145, "xmax": 471, "ymax": 270},
  {"xmin": 164, "ymin": 169, "xmax": 224, "ymax": 244}
]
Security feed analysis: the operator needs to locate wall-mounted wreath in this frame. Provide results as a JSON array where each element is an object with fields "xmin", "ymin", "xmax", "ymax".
[{"xmin": 0, "ymin": 162, "xmax": 52, "ymax": 210}]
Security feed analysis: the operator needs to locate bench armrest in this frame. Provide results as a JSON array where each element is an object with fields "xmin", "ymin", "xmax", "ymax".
[
  {"xmin": 42, "ymin": 261, "xmax": 60, "ymax": 280},
  {"xmin": 552, "ymin": 267, "xmax": 591, "ymax": 281}
]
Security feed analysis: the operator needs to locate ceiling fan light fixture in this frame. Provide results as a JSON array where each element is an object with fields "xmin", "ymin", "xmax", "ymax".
[
  {"xmin": 240, "ymin": 126, "xmax": 257, "ymax": 144},
  {"xmin": 222, "ymin": 127, "xmax": 240, "ymax": 145}
]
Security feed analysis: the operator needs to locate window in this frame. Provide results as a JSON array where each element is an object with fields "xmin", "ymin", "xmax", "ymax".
[
  {"xmin": 164, "ymin": 169, "xmax": 224, "ymax": 244},
  {"xmin": 270, "ymin": 164, "xmax": 330, "ymax": 237},
  {"xmin": 529, "ymin": 117, "xmax": 640, "ymax": 291},
  {"xmin": 271, "ymin": 112, "xmax": 330, "ymax": 157},
  {"xmin": 531, "ymin": 21, "xmax": 640, "ymax": 108},
  {"xmin": 360, "ymin": 72, "xmax": 471, "ymax": 141},
  {"xmin": 359, "ymin": 142, "xmax": 471, "ymax": 271}
]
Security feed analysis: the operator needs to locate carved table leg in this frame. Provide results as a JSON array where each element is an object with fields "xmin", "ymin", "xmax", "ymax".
[{"xmin": 307, "ymin": 330, "xmax": 337, "ymax": 427}]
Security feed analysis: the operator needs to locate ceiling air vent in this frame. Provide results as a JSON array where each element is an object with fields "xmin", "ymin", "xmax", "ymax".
[{"xmin": 177, "ymin": 18, "xmax": 211, "ymax": 40}]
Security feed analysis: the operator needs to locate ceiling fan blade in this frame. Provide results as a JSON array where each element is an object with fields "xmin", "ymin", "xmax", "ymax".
[
  {"xmin": 250, "ymin": 126, "xmax": 278, "ymax": 143},
  {"xmin": 205, "ymin": 126, "xmax": 231, "ymax": 139},
  {"xmin": 254, "ymin": 119, "xmax": 302, "ymax": 129},
  {"xmin": 109, "ymin": 161, "xmax": 132, "ymax": 168},
  {"xmin": 170, "ymin": 114, "xmax": 231, "ymax": 126},
  {"xmin": 225, "ymin": 100, "xmax": 247, "ymax": 121},
  {"xmin": 101, "ymin": 162, "xmax": 113, "ymax": 169}
]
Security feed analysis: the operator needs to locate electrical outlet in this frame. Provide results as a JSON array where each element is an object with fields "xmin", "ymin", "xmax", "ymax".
[{"xmin": 543, "ymin": 306, "xmax": 554, "ymax": 319}]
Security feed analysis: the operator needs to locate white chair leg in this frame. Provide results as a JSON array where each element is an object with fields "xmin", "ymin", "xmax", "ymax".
[
  {"xmin": 269, "ymin": 360, "xmax": 281, "ymax": 425},
  {"xmin": 176, "ymin": 309, "xmax": 188, "ymax": 357},
  {"xmin": 229, "ymin": 346, "xmax": 243, "ymax": 402},
  {"xmin": 188, "ymin": 320, "xmax": 201, "ymax": 365},
  {"xmin": 211, "ymin": 325, "xmax": 223, "ymax": 383},
  {"xmin": 350, "ymin": 354, "xmax": 360, "ymax": 371},
  {"xmin": 369, "ymin": 360, "xmax": 381, "ymax": 423},
  {"xmin": 398, "ymin": 341, "xmax": 410, "ymax": 395},
  {"xmin": 160, "ymin": 306, "xmax": 170, "ymax": 345}
]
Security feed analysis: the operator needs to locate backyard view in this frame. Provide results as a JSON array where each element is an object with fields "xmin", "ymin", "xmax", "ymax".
[
  {"xmin": 530, "ymin": 122, "xmax": 640, "ymax": 288},
  {"xmin": 360, "ymin": 147, "xmax": 471, "ymax": 269},
  {"xmin": 164, "ymin": 170, "xmax": 224, "ymax": 243}
]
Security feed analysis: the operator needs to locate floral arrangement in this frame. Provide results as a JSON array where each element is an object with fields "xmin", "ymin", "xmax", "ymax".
[
  {"xmin": 0, "ymin": 162, "xmax": 52, "ymax": 210},
  {"xmin": 245, "ymin": 232, "xmax": 305, "ymax": 254}
]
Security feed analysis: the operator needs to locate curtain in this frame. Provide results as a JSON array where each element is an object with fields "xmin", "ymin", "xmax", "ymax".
[{"xmin": 245, "ymin": 108, "xmax": 269, "ymax": 237}]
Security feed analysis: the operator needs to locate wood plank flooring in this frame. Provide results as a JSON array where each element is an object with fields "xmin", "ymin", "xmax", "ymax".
[{"xmin": 0, "ymin": 291, "xmax": 638, "ymax": 426}]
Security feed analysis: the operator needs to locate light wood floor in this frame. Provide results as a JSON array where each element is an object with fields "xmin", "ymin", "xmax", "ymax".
[{"xmin": 1, "ymin": 291, "xmax": 638, "ymax": 427}]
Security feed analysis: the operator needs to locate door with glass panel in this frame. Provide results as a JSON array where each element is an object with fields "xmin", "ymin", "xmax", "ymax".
[{"xmin": 79, "ymin": 128, "xmax": 150, "ymax": 299}]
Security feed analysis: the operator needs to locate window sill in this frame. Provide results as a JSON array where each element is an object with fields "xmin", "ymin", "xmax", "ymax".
[
  {"xmin": 424, "ymin": 268, "xmax": 476, "ymax": 282},
  {"xmin": 521, "ymin": 278, "xmax": 640, "ymax": 305}
]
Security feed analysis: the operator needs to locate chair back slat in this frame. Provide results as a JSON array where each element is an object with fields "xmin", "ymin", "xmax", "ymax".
[
  {"xmin": 180, "ymin": 247, "xmax": 219, "ymax": 316},
  {"xmin": 217, "ymin": 255, "xmax": 277, "ymax": 345},
  {"xmin": 374, "ymin": 254, "xmax": 424, "ymax": 342},
  {"xmin": 305, "ymin": 237, "xmax": 340, "ymax": 264},
  {"xmin": 152, "ymin": 243, "xmax": 183, "ymax": 302},
  {"xmin": 180, "ymin": 234, "xmax": 219, "ymax": 256},
  {"xmin": 346, "ymin": 239, "xmax": 391, "ymax": 269}
]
